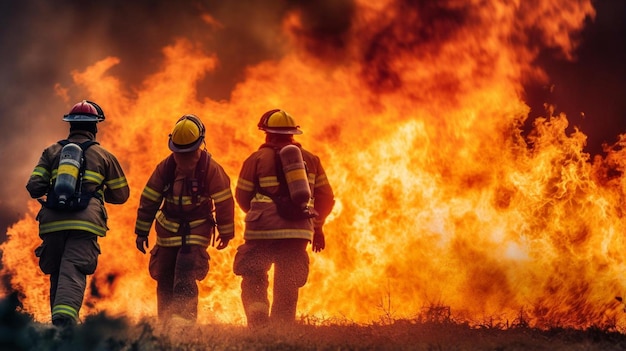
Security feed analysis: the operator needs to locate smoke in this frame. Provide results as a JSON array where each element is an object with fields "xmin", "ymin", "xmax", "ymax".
[
  {"xmin": 0, "ymin": 0, "xmax": 355, "ymax": 243},
  {"xmin": 0, "ymin": 0, "xmax": 624, "ymax": 273}
]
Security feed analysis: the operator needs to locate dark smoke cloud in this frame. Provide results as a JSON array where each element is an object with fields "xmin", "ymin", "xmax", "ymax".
[
  {"xmin": 526, "ymin": 0, "xmax": 626, "ymax": 154},
  {"xmin": 0, "ymin": 0, "xmax": 355, "ymax": 242},
  {"xmin": 0, "ymin": 0, "xmax": 624, "ymax": 244}
]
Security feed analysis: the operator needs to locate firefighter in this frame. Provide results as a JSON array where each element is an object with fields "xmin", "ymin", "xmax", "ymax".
[
  {"xmin": 234, "ymin": 109, "xmax": 335, "ymax": 327},
  {"xmin": 134, "ymin": 114, "xmax": 235, "ymax": 324},
  {"xmin": 26, "ymin": 100, "xmax": 130, "ymax": 328}
]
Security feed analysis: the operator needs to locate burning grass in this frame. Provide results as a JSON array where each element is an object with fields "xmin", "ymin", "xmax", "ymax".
[{"xmin": 2, "ymin": 293, "xmax": 626, "ymax": 351}]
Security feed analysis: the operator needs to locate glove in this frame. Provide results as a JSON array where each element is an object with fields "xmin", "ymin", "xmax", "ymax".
[
  {"xmin": 312, "ymin": 227, "xmax": 325, "ymax": 253},
  {"xmin": 215, "ymin": 235, "xmax": 232, "ymax": 250},
  {"xmin": 136, "ymin": 235, "xmax": 149, "ymax": 254}
]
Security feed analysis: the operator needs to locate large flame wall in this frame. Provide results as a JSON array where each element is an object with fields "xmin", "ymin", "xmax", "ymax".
[{"xmin": 2, "ymin": 0, "xmax": 626, "ymax": 328}]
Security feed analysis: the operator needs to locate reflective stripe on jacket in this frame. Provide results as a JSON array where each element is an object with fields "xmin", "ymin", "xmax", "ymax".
[
  {"xmin": 26, "ymin": 131, "xmax": 130, "ymax": 237},
  {"xmin": 235, "ymin": 141, "xmax": 335, "ymax": 241},
  {"xmin": 135, "ymin": 150, "xmax": 235, "ymax": 245}
]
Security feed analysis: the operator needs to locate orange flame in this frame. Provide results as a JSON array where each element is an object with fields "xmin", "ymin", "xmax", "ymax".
[{"xmin": 3, "ymin": 0, "xmax": 626, "ymax": 329}]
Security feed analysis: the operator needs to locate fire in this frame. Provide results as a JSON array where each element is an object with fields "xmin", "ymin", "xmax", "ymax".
[{"xmin": 3, "ymin": 0, "xmax": 626, "ymax": 329}]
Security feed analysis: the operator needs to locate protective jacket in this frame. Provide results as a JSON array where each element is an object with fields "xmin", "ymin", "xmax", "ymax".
[
  {"xmin": 26, "ymin": 131, "xmax": 130, "ymax": 237},
  {"xmin": 135, "ymin": 150, "xmax": 235, "ymax": 246},
  {"xmin": 235, "ymin": 141, "xmax": 334, "ymax": 241}
]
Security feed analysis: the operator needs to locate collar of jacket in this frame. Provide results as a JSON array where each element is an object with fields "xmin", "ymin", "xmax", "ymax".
[
  {"xmin": 67, "ymin": 130, "xmax": 96, "ymax": 140},
  {"xmin": 259, "ymin": 141, "xmax": 301, "ymax": 150}
]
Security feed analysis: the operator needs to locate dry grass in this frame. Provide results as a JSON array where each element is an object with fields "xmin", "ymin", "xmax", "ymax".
[{"xmin": 2, "ymin": 293, "xmax": 626, "ymax": 351}]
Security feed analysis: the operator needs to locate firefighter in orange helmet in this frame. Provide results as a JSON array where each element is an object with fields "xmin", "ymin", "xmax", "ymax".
[
  {"xmin": 134, "ymin": 114, "xmax": 235, "ymax": 324},
  {"xmin": 26, "ymin": 100, "xmax": 130, "ymax": 329},
  {"xmin": 234, "ymin": 109, "xmax": 335, "ymax": 327}
]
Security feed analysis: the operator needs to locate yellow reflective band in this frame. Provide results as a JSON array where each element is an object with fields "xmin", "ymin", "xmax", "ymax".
[
  {"xmin": 32, "ymin": 166, "xmax": 50, "ymax": 179},
  {"xmin": 135, "ymin": 219, "xmax": 152, "ymax": 232},
  {"xmin": 141, "ymin": 186, "xmax": 162, "ymax": 202},
  {"xmin": 211, "ymin": 188, "xmax": 232, "ymax": 203},
  {"xmin": 252, "ymin": 194, "xmax": 273, "ymax": 203},
  {"xmin": 52, "ymin": 304, "xmax": 78, "ymax": 320},
  {"xmin": 57, "ymin": 164, "xmax": 79, "ymax": 178},
  {"xmin": 165, "ymin": 195, "xmax": 210, "ymax": 206},
  {"xmin": 244, "ymin": 228, "xmax": 313, "ymax": 240},
  {"xmin": 106, "ymin": 176, "xmax": 128, "ymax": 190},
  {"xmin": 83, "ymin": 170, "xmax": 104, "ymax": 184},
  {"xmin": 259, "ymin": 176, "xmax": 279, "ymax": 187},
  {"xmin": 237, "ymin": 178, "xmax": 254, "ymax": 191},
  {"xmin": 156, "ymin": 234, "xmax": 211, "ymax": 247},
  {"xmin": 315, "ymin": 174, "xmax": 329, "ymax": 187},
  {"xmin": 217, "ymin": 222, "xmax": 234, "ymax": 235},
  {"xmin": 284, "ymin": 169, "xmax": 305, "ymax": 183},
  {"xmin": 156, "ymin": 211, "xmax": 207, "ymax": 233},
  {"xmin": 40, "ymin": 220, "xmax": 107, "ymax": 237}
]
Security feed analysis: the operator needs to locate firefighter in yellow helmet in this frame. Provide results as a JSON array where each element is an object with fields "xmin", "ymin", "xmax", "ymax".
[
  {"xmin": 26, "ymin": 100, "xmax": 130, "ymax": 330},
  {"xmin": 134, "ymin": 114, "xmax": 235, "ymax": 324},
  {"xmin": 234, "ymin": 109, "xmax": 335, "ymax": 327}
]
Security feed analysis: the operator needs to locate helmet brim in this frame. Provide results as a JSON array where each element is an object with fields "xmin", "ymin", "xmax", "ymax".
[
  {"xmin": 264, "ymin": 128, "xmax": 303, "ymax": 135},
  {"xmin": 63, "ymin": 114, "xmax": 103, "ymax": 122},
  {"xmin": 168, "ymin": 137, "xmax": 204, "ymax": 153}
]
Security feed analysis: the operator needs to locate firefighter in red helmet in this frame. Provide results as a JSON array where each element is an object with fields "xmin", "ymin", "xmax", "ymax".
[
  {"xmin": 134, "ymin": 114, "xmax": 235, "ymax": 326},
  {"xmin": 26, "ymin": 100, "xmax": 130, "ymax": 331},
  {"xmin": 233, "ymin": 109, "xmax": 335, "ymax": 327}
]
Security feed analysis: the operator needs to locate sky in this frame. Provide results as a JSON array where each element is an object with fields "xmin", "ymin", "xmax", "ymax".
[{"xmin": 0, "ymin": 0, "xmax": 624, "ymax": 242}]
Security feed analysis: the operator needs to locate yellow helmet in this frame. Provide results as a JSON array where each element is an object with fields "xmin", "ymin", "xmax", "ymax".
[
  {"xmin": 168, "ymin": 114, "xmax": 205, "ymax": 152},
  {"xmin": 257, "ymin": 109, "xmax": 302, "ymax": 135}
]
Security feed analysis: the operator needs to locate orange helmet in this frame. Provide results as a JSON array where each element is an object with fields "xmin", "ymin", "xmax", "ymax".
[
  {"xmin": 63, "ymin": 100, "xmax": 105, "ymax": 122},
  {"xmin": 257, "ymin": 109, "xmax": 302, "ymax": 135},
  {"xmin": 168, "ymin": 114, "xmax": 206, "ymax": 152}
]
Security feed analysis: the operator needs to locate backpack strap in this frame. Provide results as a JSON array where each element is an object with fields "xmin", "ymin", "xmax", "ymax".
[
  {"xmin": 76, "ymin": 140, "xmax": 102, "ymax": 201},
  {"xmin": 256, "ymin": 145, "xmax": 290, "ymax": 198},
  {"xmin": 162, "ymin": 154, "xmax": 177, "ymax": 195},
  {"xmin": 162, "ymin": 150, "xmax": 212, "ymax": 201}
]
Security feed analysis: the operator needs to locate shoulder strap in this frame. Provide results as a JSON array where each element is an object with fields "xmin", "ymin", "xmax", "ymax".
[
  {"xmin": 163, "ymin": 154, "xmax": 177, "ymax": 194},
  {"xmin": 78, "ymin": 140, "xmax": 99, "ymax": 151},
  {"xmin": 162, "ymin": 151, "xmax": 212, "ymax": 194},
  {"xmin": 196, "ymin": 150, "xmax": 211, "ymax": 195},
  {"xmin": 255, "ymin": 146, "xmax": 289, "ymax": 198},
  {"xmin": 57, "ymin": 139, "xmax": 99, "ymax": 149}
]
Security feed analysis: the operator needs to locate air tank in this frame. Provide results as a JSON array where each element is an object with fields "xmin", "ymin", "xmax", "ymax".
[
  {"xmin": 54, "ymin": 143, "xmax": 83, "ymax": 204},
  {"xmin": 279, "ymin": 145, "xmax": 311, "ymax": 208}
]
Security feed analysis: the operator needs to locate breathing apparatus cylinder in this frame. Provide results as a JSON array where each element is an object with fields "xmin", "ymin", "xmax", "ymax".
[
  {"xmin": 279, "ymin": 145, "xmax": 311, "ymax": 208},
  {"xmin": 54, "ymin": 143, "xmax": 83, "ymax": 204}
]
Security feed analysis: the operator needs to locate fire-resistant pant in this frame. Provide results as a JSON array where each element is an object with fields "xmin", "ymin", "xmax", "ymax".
[
  {"xmin": 233, "ymin": 238, "xmax": 309, "ymax": 327},
  {"xmin": 34, "ymin": 230, "xmax": 100, "ymax": 324},
  {"xmin": 148, "ymin": 244, "xmax": 210, "ymax": 322}
]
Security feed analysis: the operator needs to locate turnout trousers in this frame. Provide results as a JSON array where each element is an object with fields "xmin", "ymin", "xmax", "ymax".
[
  {"xmin": 148, "ymin": 244, "xmax": 210, "ymax": 322},
  {"xmin": 35, "ymin": 230, "xmax": 100, "ymax": 324},
  {"xmin": 233, "ymin": 238, "xmax": 309, "ymax": 327}
]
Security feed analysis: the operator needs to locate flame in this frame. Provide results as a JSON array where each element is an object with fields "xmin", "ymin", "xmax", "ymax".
[{"xmin": 3, "ymin": 0, "xmax": 626, "ymax": 329}]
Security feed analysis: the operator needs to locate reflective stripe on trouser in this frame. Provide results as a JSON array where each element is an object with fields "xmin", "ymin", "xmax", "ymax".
[
  {"xmin": 156, "ymin": 234, "xmax": 211, "ymax": 247},
  {"xmin": 233, "ymin": 239, "xmax": 309, "ymax": 325},
  {"xmin": 38, "ymin": 230, "xmax": 100, "ymax": 323}
]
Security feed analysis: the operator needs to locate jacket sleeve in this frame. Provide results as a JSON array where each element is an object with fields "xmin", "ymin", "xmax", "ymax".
[
  {"xmin": 311, "ymin": 155, "xmax": 335, "ymax": 228},
  {"xmin": 207, "ymin": 160, "xmax": 235, "ymax": 239},
  {"xmin": 235, "ymin": 155, "xmax": 257, "ymax": 213},
  {"xmin": 103, "ymin": 152, "xmax": 130, "ymax": 204},
  {"xmin": 26, "ymin": 148, "xmax": 54, "ymax": 199},
  {"xmin": 134, "ymin": 161, "xmax": 168, "ymax": 236}
]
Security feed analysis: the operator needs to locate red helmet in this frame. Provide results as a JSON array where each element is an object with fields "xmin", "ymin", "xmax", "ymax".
[{"xmin": 63, "ymin": 100, "xmax": 105, "ymax": 122}]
